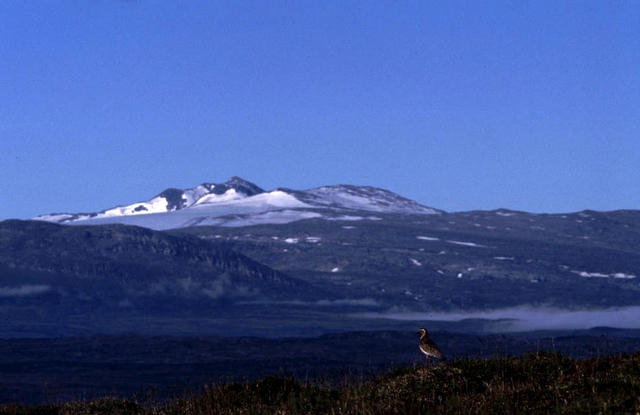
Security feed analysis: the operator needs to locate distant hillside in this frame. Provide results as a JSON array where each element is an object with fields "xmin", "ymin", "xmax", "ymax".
[
  {"xmin": 5, "ymin": 178, "xmax": 640, "ymax": 337},
  {"xmin": 180, "ymin": 208, "xmax": 640, "ymax": 311},
  {"xmin": 4, "ymin": 206, "xmax": 640, "ymax": 337},
  {"xmin": 0, "ymin": 220, "xmax": 316, "ymax": 336}
]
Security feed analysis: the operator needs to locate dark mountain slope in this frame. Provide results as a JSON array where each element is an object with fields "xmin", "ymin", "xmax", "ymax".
[
  {"xmin": 0, "ymin": 220, "xmax": 320, "ymax": 336},
  {"xmin": 0, "ymin": 220, "xmax": 304, "ymax": 295},
  {"xmin": 177, "ymin": 209, "xmax": 640, "ymax": 310}
]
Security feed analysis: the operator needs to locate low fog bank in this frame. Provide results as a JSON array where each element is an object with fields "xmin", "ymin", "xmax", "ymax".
[{"xmin": 357, "ymin": 306, "xmax": 640, "ymax": 332}]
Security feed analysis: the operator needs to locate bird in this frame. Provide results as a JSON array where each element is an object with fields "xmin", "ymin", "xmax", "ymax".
[{"xmin": 418, "ymin": 328, "xmax": 446, "ymax": 362}]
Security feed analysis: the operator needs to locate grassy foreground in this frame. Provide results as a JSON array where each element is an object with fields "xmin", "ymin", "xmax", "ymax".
[{"xmin": 3, "ymin": 352, "xmax": 640, "ymax": 414}]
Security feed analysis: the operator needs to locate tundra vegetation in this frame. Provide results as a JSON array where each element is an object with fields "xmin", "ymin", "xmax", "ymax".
[{"xmin": 3, "ymin": 352, "xmax": 640, "ymax": 414}]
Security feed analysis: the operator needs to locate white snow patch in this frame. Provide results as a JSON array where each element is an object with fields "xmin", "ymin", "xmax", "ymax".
[
  {"xmin": 341, "ymin": 225, "xmax": 356, "ymax": 229},
  {"xmin": 326, "ymin": 215, "xmax": 365, "ymax": 221},
  {"xmin": 181, "ymin": 185, "xmax": 210, "ymax": 206},
  {"xmin": 194, "ymin": 188, "xmax": 244, "ymax": 205},
  {"xmin": 496, "ymin": 211, "xmax": 515, "ymax": 216},
  {"xmin": 447, "ymin": 240, "xmax": 487, "ymax": 248},
  {"xmin": 409, "ymin": 258, "xmax": 422, "ymax": 266},
  {"xmin": 0, "ymin": 284, "xmax": 51, "ymax": 297},
  {"xmin": 331, "ymin": 267, "xmax": 340, "ymax": 273},
  {"xmin": 572, "ymin": 270, "xmax": 636, "ymax": 279},
  {"xmin": 573, "ymin": 271, "xmax": 610, "ymax": 278},
  {"xmin": 305, "ymin": 237, "xmax": 322, "ymax": 243},
  {"xmin": 614, "ymin": 273, "xmax": 637, "ymax": 279},
  {"xmin": 416, "ymin": 235, "xmax": 439, "ymax": 241},
  {"xmin": 284, "ymin": 238, "xmax": 299, "ymax": 244},
  {"xmin": 325, "ymin": 215, "xmax": 381, "ymax": 221},
  {"xmin": 193, "ymin": 190, "xmax": 310, "ymax": 210},
  {"xmin": 33, "ymin": 213, "xmax": 74, "ymax": 222},
  {"xmin": 494, "ymin": 256, "xmax": 514, "ymax": 261},
  {"xmin": 102, "ymin": 196, "xmax": 169, "ymax": 217}
]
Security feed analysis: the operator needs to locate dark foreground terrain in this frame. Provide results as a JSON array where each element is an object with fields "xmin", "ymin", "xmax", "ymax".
[
  {"xmin": 3, "ymin": 352, "xmax": 640, "ymax": 414},
  {"xmin": 2, "ymin": 329, "xmax": 640, "ymax": 405}
]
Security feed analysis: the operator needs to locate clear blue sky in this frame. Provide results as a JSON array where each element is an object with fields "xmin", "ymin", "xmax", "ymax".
[{"xmin": 1, "ymin": 1, "xmax": 638, "ymax": 219}]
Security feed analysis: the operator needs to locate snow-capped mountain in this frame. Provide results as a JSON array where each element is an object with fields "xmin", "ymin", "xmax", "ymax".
[{"xmin": 34, "ymin": 177, "xmax": 441, "ymax": 230}]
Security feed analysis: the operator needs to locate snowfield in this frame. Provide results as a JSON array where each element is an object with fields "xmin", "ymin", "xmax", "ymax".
[
  {"xmin": 34, "ymin": 178, "xmax": 440, "ymax": 230},
  {"xmin": 447, "ymin": 240, "xmax": 487, "ymax": 248},
  {"xmin": 572, "ymin": 270, "xmax": 636, "ymax": 279},
  {"xmin": 417, "ymin": 235, "xmax": 440, "ymax": 241}
]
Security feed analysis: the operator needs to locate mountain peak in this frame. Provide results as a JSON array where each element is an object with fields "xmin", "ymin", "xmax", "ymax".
[
  {"xmin": 34, "ymin": 178, "xmax": 440, "ymax": 229},
  {"xmin": 228, "ymin": 176, "xmax": 253, "ymax": 184},
  {"xmin": 195, "ymin": 177, "xmax": 264, "ymax": 196},
  {"xmin": 223, "ymin": 177, "xmax": 265, "ymax": 196},
  {"xmin": 157, "ymin": 188, "xmax": 186, "ymax": 211}
]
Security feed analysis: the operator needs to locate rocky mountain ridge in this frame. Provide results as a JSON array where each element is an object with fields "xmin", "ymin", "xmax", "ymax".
[{"xmin": 34, "ymin": 177, "xmax": 440, "ymax": 230}]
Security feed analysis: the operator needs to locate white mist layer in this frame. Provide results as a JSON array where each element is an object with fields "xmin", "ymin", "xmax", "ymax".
[{"xmin": 357, "ymin": 306, "xmax": 640, "ymax": 331}]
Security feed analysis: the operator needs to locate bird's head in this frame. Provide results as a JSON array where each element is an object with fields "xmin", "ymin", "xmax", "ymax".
[{"xmin": 418, "ymin": 328, "xmax": 427, "ymax": 337}]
